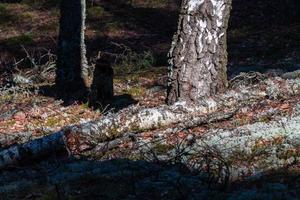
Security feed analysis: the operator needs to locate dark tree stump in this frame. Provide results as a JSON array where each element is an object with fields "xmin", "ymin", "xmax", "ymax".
[{"xmin": 89, "ymin": 54, "xmax": 114, "ymax": 108}]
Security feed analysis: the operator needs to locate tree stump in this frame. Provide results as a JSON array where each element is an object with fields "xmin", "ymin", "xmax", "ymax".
[{"xmin": 89, "ymin": 55, "xmax": 114, "ymax": 108}]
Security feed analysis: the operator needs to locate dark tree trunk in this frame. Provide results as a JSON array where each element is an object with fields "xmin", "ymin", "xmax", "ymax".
[
  {"xmin": 167, "ymin": 0, "xmax": 232, "ymax": 105},
  {"xmin": 56, "ymin": 0, "xmax": 90, "ymax": 101}
]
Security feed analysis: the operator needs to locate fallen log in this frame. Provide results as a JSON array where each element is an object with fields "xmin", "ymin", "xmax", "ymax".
[
  {"xmin": 0, "ymin": 109, "xmax": 235, "ymax": 169},
  {"xmin": 1, "ymin": 77, "xmax": 300, "ymax": 169},
  {"xmin": 190, "ymin": 109, "xmax": 300, "ymax": 181},
  {"xmin": 132, "ymin": 103, "xmax": 300, "ymax": 182}
]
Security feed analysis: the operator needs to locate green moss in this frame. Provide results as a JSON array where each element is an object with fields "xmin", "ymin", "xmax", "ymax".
[
  {"xmin": 6, "ymin": 120, "xmax": 16, "ymax": 127},
  {"xmin": 105, "ymin": 21, "xmax": 124, "ymax": 32},
  {"xmin": 128, "ymin": 74, "xmax": 140, "ymax": 83},
  {"xmin": 38, "ymin": 21, "xmax": 58, "ymax": 31},
  {"xmin": 114, "ymin": 50, "xmax": 155, "ymax": 75},
  {"xmin": 21, "ymin": 11, "xmax": 35, "ymax": 21},
  {"xmin": 0, "ymin": 94, "xmax": 13, "ymax": 104},
  {"xmin": 153, "ymin": 143, "xmax": 173, "ymax": 154},
  {"xmin": 5, "ymin": 33, "xmax": 34, "ymax": 46},
  {"xmin": 259, "ymin": 115, "xmax": 271, "ymax": 123},
  {"xmin": 87, "ymin": 6, "xmax": 106, "ymax": 21},
  {"xmin": 130, "ymin": 122, "xmax": 145, "ymax": 133},
  {"xmin": 233, "ymin": 118, "xmax": 248, "ymax": 127},
  {"xmin": 114, "ymin": 67, "xmax": 166, "ymax": 91},
  {"xmin": 107, "ymin": 126, "xmax": 120, "ymax": 139},
  {"xmin": 45, "ymin": 117, "xmax": 60, "ymax": 127},
  {"xmin": 227, "ymin": 149, "xmax": 254, "ymax": 165},
  {"xmin": 126, "ymin": 86, "xmax": 146, "ymax": 98}
]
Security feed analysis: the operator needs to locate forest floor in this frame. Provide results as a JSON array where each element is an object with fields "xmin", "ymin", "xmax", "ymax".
[{"xmin": 0, "ymin": 0, "xmax": 300, "ymax": 199}]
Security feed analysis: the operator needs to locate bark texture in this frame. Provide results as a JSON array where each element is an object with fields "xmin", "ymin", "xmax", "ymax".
[
  {"xmin": 56, "ymin": 0, "xmax": 90, "ymax": 100},
  {"xmin": 167, "ymin": 0, "xmax": 232, "ymax": 104}
]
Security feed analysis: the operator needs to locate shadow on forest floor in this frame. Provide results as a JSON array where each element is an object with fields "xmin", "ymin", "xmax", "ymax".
[
  {"xmin": 39, "ymin": 83, "xmax": 137, "ymax": 111},
  {"xmin": 1, "ymin": 156, "xmax": 299, "ymax": 199}
]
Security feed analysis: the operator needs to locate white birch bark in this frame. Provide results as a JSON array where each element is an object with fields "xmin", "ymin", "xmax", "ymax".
[{"xmin": 167, "ymin": 0, "xmax": 232, "ymax": 104}]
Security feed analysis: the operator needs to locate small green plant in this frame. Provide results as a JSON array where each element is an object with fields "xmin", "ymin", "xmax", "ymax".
[{"xmin": 81, "ymin": 102, "xmax": 90, "ymax": 109}]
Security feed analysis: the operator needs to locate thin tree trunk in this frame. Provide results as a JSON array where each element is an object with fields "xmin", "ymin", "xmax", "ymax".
[
  {"xmin": 167, "ymin": 0, "xmax": 232, "ymax": 104},
  {"xmin": 56, "ymin": 0, "xmax": 90, "ymax": 101}
]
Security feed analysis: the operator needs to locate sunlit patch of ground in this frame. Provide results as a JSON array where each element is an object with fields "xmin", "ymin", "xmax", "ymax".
[
  {"xmin": 0, "ymin": 65, "xmax": 167, "ymax": 138},
  {"xmin": 0, "ymin": 93, "xmax": 101, "ymax": 136}
]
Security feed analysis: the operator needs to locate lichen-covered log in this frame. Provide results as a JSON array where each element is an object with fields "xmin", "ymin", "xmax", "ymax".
[
  {"xmin": 1, "ymin": 78, "xmax": 300, "ymax": 169},
  {"xmin": 167, "ymin": 0, "xmax": 232, "ymax": 104},
  {"xmin": 136, "ymin": 103, "xmax": 300, "ymax": 181},
  {"xmin": 56, "ymin": 0, "xmax": 90, "ymax": 100},
  {"xmin": 190, "ymin": 107, "xmax": 300, "ymax": 181}
]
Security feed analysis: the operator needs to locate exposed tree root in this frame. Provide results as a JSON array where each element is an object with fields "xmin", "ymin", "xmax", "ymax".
[{"xmin": 1, "ymin": 77, "xmax": 300, "ymax": 169}]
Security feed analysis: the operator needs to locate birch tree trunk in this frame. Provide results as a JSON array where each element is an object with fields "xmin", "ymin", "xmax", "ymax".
[
  {"xmin": 167, "ymin": 0, "xmax": 232, "ymax": 104},
  {"xmin": 56, "ymin": 0, "xmax": 90, "ymax": 100}
]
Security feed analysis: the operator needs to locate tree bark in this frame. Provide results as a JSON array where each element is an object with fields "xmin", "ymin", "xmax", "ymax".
[
  {"xmin": 56, "ymin": 0, "xmax": 90, "ymax": 100},
  {"xmin": 167, "ymin": 0, "xmax": 232, "ymax": 104}
]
